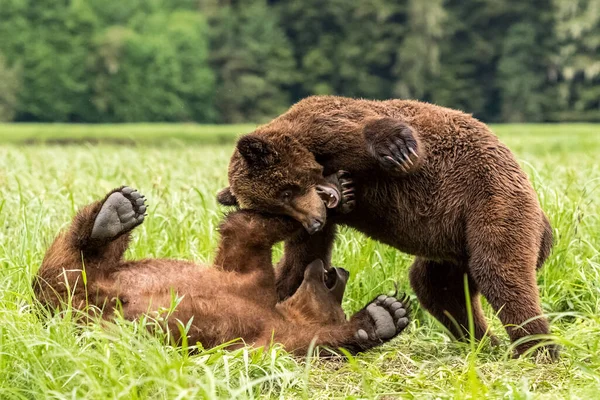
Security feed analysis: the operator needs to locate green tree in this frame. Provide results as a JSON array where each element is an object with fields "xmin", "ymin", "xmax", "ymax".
[
  {"xmin": 393, "ymin": 0, "xmax": 446, "ymax": 100},
  {"xmin": 431, "ymin": 0, "xmax": 557, "ymax": 121},
  {"xmin": 0, "ymin": 53, "xmax": 20, "ymax": 121},
  {"xmin": 91, "ymin": 10, "xmax": 215, "ymax": 122},
  {"xmin": 552, "ymin": 0, "xmax": 600, "ymax": 121},
  {"xmin": 0, "ymin": 0, "xmax": 598, "ymax": 122},
  {"xmin": 497, "ymin": 23, "xmax": 548, "ymax": 122},
  {"xmin": 496, "ymin": 1, "xmax": 557, "ymax": 122},
  {"xmin": 276, "ymin": 0, "xmax": 405, "ymax": 100},
  {"xmin": 207, "ymin": 1, "xmax": 296, "ymax": 123},
  {"xmin": 0, "ymin": 0, "xmax": 97, "ymax": 121}
]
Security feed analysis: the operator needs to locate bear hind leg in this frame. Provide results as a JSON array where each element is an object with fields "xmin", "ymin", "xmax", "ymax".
[
  {"xmin": 36, "ymin": 187, "xmax": 147, "ymax": 308},
  {"xmin": 90, "ymin": 186, "xmax": 146, "ymax": 242},
  {"xmin": 468, "ymin": 239, "xmax": 557, "ymax": 359},
  {"xmin": 69, "ymin": 186, "xmax": 146, "ymax": 267}
]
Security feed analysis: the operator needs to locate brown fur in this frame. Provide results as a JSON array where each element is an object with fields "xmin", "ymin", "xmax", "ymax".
[
  {"xmin": 220, "ymin": 95, "xmax": 556, "ymax": 357},
  {"xmin": 34, "ymin": 188, "xmax": 407, "ymax": 355}
]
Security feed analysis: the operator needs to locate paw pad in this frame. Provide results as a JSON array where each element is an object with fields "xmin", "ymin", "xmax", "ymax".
[
  {"xmin": 356, "ymin": 294, "xmax": 409, "ymax": 341},
  {"xmin": 350, "ymin": 292, "xmax": 410, "ymax": 353},
  {"xmin": 355, "ymin": 329, "xmax": 368, "ymax": 341},
  {"xmin": 91, "ymin": 186, "xmax": 147, "ymax": 240}
]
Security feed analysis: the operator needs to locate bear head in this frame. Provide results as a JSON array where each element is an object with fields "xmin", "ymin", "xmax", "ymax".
[
  {"xmin": 277, "ymin": 259, "xmax": 349, "ymax": 325},
  {"xmin": 217, "ymin": 134, "xmax": 339, "ymax": 234}
]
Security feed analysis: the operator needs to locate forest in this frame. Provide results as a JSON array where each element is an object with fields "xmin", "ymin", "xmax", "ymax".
[{"xmin": 0, "ymin": 0, "xmax": 598, "ymax": 123}]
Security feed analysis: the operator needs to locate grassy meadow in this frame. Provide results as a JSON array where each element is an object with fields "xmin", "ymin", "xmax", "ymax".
[{"xmin": 0, "ymin": 123, "xmax": 599, "ymax": 399}]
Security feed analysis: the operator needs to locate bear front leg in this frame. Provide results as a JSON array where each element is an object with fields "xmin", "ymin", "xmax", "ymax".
[
  {"xmin": 275, "ymin": 170, "xmax": 357, "ymax": 299},
  {"xmin": 213, "ymin": 209, "xmax": 302, "ymax": 292},
  {"xmin": 275, "ymin": 222, "xmax": 337, "ymax": 300},
  {"xmin": 409, "ymin": 258, "xmax": 495, "ymax": 344},
  {"xmin": 277, "ymin": 293, "xmax": 410, "ymax": 356},
  {"xmin": 363, "ymin": 118, "xmax": 423, "ymax": 174}
]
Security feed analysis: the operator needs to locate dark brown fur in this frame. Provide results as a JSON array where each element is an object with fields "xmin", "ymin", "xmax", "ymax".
[
  {"xmin": 34, "ymin": 188, "xmax": 407, "ymax": 355},
  {"xmin": 219, "ymin": 95, "xmax": 555, "ymax": 357}
]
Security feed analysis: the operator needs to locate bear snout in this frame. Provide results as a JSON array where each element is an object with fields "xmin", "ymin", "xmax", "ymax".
[{"xmin": 305, "ymin": 217, "xmax": 324, "ymax": 234}]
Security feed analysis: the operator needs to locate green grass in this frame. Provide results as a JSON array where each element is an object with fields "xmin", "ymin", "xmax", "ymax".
[
  {"xmin": 0, "ymin": 123, "xmax": 257, "ymax": 145},
  {"xmin": 0, "ymin": 123, "xmax": 599, "ymax": 399}
]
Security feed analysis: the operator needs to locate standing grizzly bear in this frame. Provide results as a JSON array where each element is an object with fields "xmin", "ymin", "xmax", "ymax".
[
  {"xmin": 35, "ymin": 186, "xmax": 410, "ymax": 355},
  {"xmin": 217, "ymin": 95, "xmax": 555, "ymax": 357}
]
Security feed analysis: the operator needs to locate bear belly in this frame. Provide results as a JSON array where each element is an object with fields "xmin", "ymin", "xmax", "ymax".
[{"xmin": 337, "ymin": 179, "xmax": 466, "ymax": 263}]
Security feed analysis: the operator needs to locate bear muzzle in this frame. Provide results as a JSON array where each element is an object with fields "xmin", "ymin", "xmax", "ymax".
[{"xmin": 305, "ymin": 217, "xmax": 324, "ymax": 234}]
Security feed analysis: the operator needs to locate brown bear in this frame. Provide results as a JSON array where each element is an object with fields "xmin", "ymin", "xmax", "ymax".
[
  {"xmin": 34, "ymin": 186, "xmax": 410, "ymax": 355},
  {"xmin": 217, "ymin": 95, "xmax": 555, "ymax": 357}
]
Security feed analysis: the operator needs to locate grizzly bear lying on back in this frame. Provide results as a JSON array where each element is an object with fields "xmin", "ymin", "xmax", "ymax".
[
  {"xmin": 34, "ymin": 186, "xmax": 409, "ymax": 355},
  {"xmin": 218, "ymin": 95, "xmax": 555, "ymax": 357}
]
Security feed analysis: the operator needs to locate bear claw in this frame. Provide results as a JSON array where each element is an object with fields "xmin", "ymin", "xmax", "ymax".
[
  {"xmin": 377, "ymin": 140, "xmax": 418, "ymax": 173},
  {"xmin": 364, "ymin": 118, "xmax": 419, "ymax": 174},
  {"xmin": 336, "ymin": 170, "xmax": 356, "ymax": 214},
  {"xmin": 91, "ymin": 187, "xmax": 147, "ymax": 240}
]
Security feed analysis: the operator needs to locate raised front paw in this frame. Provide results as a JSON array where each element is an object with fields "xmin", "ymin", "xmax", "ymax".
[
  {"xmin": 363, "ymin": 118, "xmax": 420, "ymax": 174},
  {"xmin": 91, "ymin": 186, "xmax": 147, "ymax": 240},
  {"xmin": 352, "ymin": 293, "xmax": 410, "ymax": 350}
]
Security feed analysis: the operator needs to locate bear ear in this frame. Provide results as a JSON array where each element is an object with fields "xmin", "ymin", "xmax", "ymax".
[
  {"xmin": 216, "ymin": 187, "xmax": 239, "ymax": 207},
  {"xmin": 237, "ymin": 135, "xmax": 277, "ymax": 167}
]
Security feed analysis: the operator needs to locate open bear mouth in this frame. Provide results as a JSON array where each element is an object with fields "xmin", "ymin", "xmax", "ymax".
[
  {"xmin": 305, "ymin": 260, "xmax": 349, "ymax": 303},
  {"xmin": 322, "ymin": 266, "xmax": 349, "ymax": 303},
  {"xmin": 324, "ymin": 268, "xmax": 338, "ymax": 290},
  {"xmin": 321, "ymin": 265, "xmax": 349, "ymax": 300},
  {"xmin": 316, "ymin": 184, "xmax": 340, "ymax": 209}
]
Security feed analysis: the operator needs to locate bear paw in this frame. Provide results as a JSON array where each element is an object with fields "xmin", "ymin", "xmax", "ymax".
[
  {"xmin": 352, "ymin": 293, "xmax": 410, "ymax": 348},
  {"xmin": 91, "ymin": 187, "xmax": 147, "ymax": 240},
  {"xmin": 364, "ymin": 118, "xmax": 419, "ymax": 174}
]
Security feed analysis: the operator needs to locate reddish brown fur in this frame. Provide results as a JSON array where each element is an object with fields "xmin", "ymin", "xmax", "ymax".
[
  {"xmin": 221, "ymin": 95, "xmax": 555, "ymax": 357},
  {"xmin": 35, "ymin": 189, "xmax": 404, "ymax": 355}
]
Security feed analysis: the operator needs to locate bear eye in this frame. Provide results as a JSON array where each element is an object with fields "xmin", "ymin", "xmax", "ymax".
[{"xmin": 280, "ymin": 189, "xmax": 293, "ymax": 202}]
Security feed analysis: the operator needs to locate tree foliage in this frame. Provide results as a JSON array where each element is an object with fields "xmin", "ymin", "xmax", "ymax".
[
  {"xmin": 0, "ymin": 53, "xmax": 20, "ymax": 122},
  {"xmin": 208, "ymin": 1, "xmax": 296, "ymax": 123},
  {"xmin": 90, "ymin": 11, "xmax": 215, "ymax": 122},
  {"xmin": 552, "ymin": 0, "xmax": 600, "ymax": 121},
  {"xmin": 0, "ymin": 0, "xmax": 597, "ymax": 122}
]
